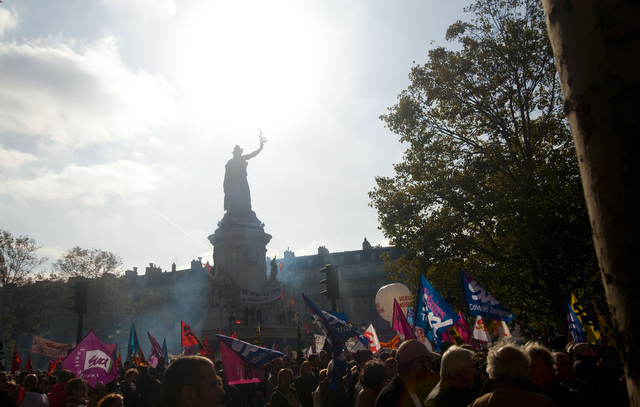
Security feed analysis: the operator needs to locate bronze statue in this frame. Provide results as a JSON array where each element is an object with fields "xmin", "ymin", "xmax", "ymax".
[{"xmin": 223, "ymin": 132, "xmax": 266, "ymax": 217}]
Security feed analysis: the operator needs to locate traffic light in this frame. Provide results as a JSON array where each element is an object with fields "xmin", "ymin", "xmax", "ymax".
[
  {"xmin": 319, "ymin": 264, "xmax": 339, "ymax": 300},
  {"xmin": 69, "ymin": 281, "xmax": 88, "ymax": 314}
]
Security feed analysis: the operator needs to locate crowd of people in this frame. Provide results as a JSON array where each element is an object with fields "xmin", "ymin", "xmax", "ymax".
[{"xmin": 0, "ymin": 335, "xmax": 628, "ymax": 407}]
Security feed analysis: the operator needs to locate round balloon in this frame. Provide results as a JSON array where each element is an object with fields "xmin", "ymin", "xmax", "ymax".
[{"xmin": 375, "ymin": 283, "xmax": 412, "ymax": 322}]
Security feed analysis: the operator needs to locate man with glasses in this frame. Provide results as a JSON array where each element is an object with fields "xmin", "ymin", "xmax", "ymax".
[{"xmin": 374, "ymin": 340, "xmax": 439, "ymax": 407}]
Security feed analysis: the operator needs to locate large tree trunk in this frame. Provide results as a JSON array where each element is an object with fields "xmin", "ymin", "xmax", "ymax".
[{"xmin": 541, "ymin": 1, "xmax": 640, "ymax": 405}]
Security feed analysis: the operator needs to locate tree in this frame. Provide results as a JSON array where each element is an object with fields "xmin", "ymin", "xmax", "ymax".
[
  {"xmin": 542, "ymin": 0, "xmax": 640, "ymax": 404},
  {"xmin": 0, "ymin": 230, "xmax": 48, "ymax": 345},
  {"xmin": 52, "ymin": 246, "xmax": 123, "ymax": 279},
  {"xmin": 369, "ymin": 0, "xmax": 602, "ymax": 330}
]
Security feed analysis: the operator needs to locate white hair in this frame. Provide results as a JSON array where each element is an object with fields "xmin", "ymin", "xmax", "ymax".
[
  {"xmin": 486, "ymin": 343, "xmax": 530, "ymax": 382},
  {"xmin": 440, "ymin": 346, "xmax": 475, "ymax": 379}
]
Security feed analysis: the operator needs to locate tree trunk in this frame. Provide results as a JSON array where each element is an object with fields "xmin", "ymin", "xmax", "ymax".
[{"xmin": 541, "ymin": 1, "xmax": 640, "ymax": 405}]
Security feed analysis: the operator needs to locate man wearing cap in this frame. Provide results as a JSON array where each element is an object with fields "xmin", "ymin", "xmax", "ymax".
[{"xmin": 373, "ymin": 340, "xmax": 438, "ymax": 407}]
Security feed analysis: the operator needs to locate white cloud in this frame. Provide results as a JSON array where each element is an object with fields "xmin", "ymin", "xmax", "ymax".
[
  {"xmin": 0, "ymin": 146, "xmax": 37, "ymax": 172},
  {"xmin": 0, "ymin": 35, "xmax": 183, "ymax": 150},
  {"xmin": 0, "ymin": 160, "xmax": 163, "ymax": 206},
  {"xmin": 102, "ymin": 0, "xmax": 176, "ymax": 18},
  {"xmin": 0, "ymin": 7, "xmax": 18, "ymax": 37}
]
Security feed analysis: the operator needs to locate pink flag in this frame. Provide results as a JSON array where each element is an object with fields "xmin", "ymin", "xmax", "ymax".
[
  {"xmin": 61, "ymin": 331, "xmax": 118, "ymax": 388},
  {"xmin": 219, "ymin": 340, "xmax": 262, "ymax": 385},
  {"xmin": 147, "ymin": 332, "xmax": 163, "ymax": 359},
  {"xmin": 455, "ymin": 311, "xmax": 472, "ymax": 343},
  {"xmin": 392, "ymin": 299, "xmax": 415, "ymax": 339}
]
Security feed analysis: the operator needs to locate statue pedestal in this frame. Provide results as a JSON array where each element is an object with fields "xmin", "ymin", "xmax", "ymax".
[{"xmin": 208, "ymin": 219, "xmax": 272, "ymax": 297}]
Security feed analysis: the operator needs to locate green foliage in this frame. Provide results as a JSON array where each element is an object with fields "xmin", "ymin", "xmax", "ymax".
[
  {"xmin": 52, "ymin": 246, "xmax": 124, "ymax": 280},
  {"xmin": 370, "ymin": 0, "xmax": 602, "ymax": 331}
]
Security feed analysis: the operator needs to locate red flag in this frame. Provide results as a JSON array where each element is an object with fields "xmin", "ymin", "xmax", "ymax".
[
  {"xmin": 200, "ymin": 336, "xmax": 213, "ymax": 357},
  {"xmin": 304, "ymin": 323, "xmax": 309, "ymax": 334},
  {"xmin": 289, "ymin": 297, "xmax": 295, "ymax": 309},
  {"xmin": 135, "ymin": 348, "xmax": 147, "ymax": 366},
  {"xmin": 116, "ymin": 350, "xmax": 123, "ymax": 370},
  {"xmin": 24, "ymin": 354, "xmax": 34, "ymax": 373},
  {"xmin": 11, "ymin": 347, "xmax": 21, "ymax": 375},
  {"xmin": 181, "ymin": 321, "xmax": 201, "ymax": 347},
  {"xmin": 48, "ymin": 356, "xmax": 62, "ymax": 375},
  {"xmin": 279, "ymin": 262, "xmax": 283, "ymax": 271},
  {"xmin": 231, "ymin": 331, "xmax": 237, "ymax": 339},
  {"xmin": 272, "ymin": 342, "xmax": 279, "ymax": 351}
]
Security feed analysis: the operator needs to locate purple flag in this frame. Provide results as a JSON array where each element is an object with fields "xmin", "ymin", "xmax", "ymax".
[
  {"xmin": 62, "ymin": 331, "xmax": 118, "ymax": 388},
  {"xmin": 147, "ymin": 332, "xmax": 163, "ymax": 359},
  {"xmin": 392, "ymin": 299, "xmax": 415, "ymax": 339}
]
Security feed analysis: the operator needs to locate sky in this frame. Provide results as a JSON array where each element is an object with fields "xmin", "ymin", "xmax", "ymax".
[{"xmin": 0, "ymin": 0, "xmax": 468, "ymax": 274}]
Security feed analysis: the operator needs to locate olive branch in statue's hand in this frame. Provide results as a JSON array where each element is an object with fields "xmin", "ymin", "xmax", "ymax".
[{"xmin": 258, "ymin": 130, "xmax": 267, "ymax": 147}]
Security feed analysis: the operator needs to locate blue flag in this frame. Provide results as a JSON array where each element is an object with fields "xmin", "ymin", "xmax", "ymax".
[
  {"xmin": 302, "ymin": 294, "xmax": 348, "ymax": 390},
  {"xmin": 459, "ymin": 269, "xmax": 513, "ymax": 323},
  {"xmin": 127, "ymin": 322, "xmax": 141, "ymax": 362},
  {"xmin": 566, "ymin": 300, "xmax": 586, "ymax": 343},
  {"xmin": 161, "ymin": 338, "xmax": 169, "ymax": 361},
  {"xmin": 215, "ymin": 334, "xmax": 284, "ymax": 368},
  {"xmin": 416, "ymin": 275, "xmax": 460, "ymax": 350}
]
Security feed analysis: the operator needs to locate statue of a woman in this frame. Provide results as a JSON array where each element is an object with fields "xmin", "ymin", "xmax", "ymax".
[{"xmin": 223, "ymin": 136, "xmax": 264, "ymax": 217}]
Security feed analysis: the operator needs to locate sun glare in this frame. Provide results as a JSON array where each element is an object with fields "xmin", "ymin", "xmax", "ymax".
[{"xmin": 176, "ymin": 1, "xmax": 324, "ymax": 128}]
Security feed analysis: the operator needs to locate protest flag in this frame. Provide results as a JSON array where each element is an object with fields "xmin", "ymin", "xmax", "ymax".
[
  {"xmin": 217, "ymin": 337, "xmax": 262, "ymax": 385},
  {"xmin": 415, "ymin": 275, "xmax": 459, "ymax": 350},
  {"xmin": 455, "ymin": 311, "xmax": 472, "ymax": 344},
  {"xmin": 592, "ymin": 300, "xmax": 617, "ymax": 348},
  {"xmin": 201, "ymin": 336, "xmax": 213, "ymax": 357},
  {"xmin": 116, "ymin": 349, "xmax": 123, "ymax": 370},
  {"xmin": 61, "ymin": 330, "xmax": 118, "ymax": 388},
  {"xmin": 24, "ymin": 354, "xmax": 33, "ymax": 373},
  {"xmin": 472, "ymin": 316, "xmax": 493, "ymax": 342},
  {"xmin": 215, "ymin": 334, "xmax": 284, "ymax": 368},
  {"xmin": 459, "ymin": 269, "xmax": 513, "ymax": 322},
  {"xmin": 290, "ymin": 297, "xmax": 295, "ymax": 309},
  {"xmin": 232, "ymin": 331, "xmax": 238, "ymax": 339},
  {"xmin": 181, "ymin": 320, "xmax": 202, "ymax": 348},
  {"xmin": 48, "ymin": 356, "xmax": 62, "ymax": 375},
  {"xmin": 570, "ymin": 293, "xmax": 600, "ymax": 345},
  {"xmin": 11, "ymin": 347, "xmax": 21, "ymax": 375},
  {"xmin": 162, "ymin": 339, "xmax": 169, "ymax": 361},
  {"xmin": 253, "ymin": 326, "xmax": 263, "ymax": 347},
  {"xmin": 392, "ymin": 298, "xmax": 415, "ymax": 340},
  {"xmin": 379, "ymin": 335, "xmax": 399, "ymax": 349},
  {"xmin": 566, "ymin": 300, "xmax": 586, "ymax": 343},
  {"xmin": 302, "ymin": 293, "xmax": 349, "ymax": 390},
  {"xmin": 363, "ymin": 324, "xmax": 381, "ymax": 353},
  {"xmin": 48, "ymin": 360, "xmax": 54, "ymax": 374},
  {"xmin": 297, "ymin": 325, "xmax": 304, "ymax": 353},
  {"xmin": 127, "ymin": 323, "xmax": 141, "ymax": 363}
]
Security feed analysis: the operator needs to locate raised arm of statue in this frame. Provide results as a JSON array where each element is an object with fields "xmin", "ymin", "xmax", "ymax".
[{"xmin": 242, "ymin": 141, "xmax": 263, "ymax": 161}]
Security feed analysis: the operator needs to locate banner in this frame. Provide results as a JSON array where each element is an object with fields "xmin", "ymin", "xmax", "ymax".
[
  {"xmin": 31, "ymin": 336, "xmax": 75, "ymax": 358},
  {"xmin": 181, "ymin": 321, "xmax": 201, "ymax": 348},
  {"xmin": 363, "ymin": 324, "xmax": 381, "ymax": 353},
  {"xmin": 215, "ymin": 335, "xmax": 284, "ymax": 368},
  {"xmin": 392, "ymin": 299, "xmax": 415, "ymax": 340},
  {"xmin": 219, "ymin": 340, "xmax": 262, "ymax": 385},
  {"xmin": 566, "ymin": 300, "xmax": 586, "ymax": 343},
  {"xmin": 415, "ymin": 275, "xmax": 459, "ymax": 350},
  {"xmin": 61, "ymin": 330, "xmax": 118, "ymax": 388},
  {"xmin": 459, "ymin": 269, "xmax": 513, "ymax": 322},
  {"xmin": 570, "ymin": 293, "xmax": 600, "ymax": 345},
  {"xmin": 240, "ymin": 288, "xmax": 287, "ymax": 304}
]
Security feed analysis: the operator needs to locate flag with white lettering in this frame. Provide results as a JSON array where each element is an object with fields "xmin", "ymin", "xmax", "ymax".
[
  {"xmin": 416, "ymin": 275, "xmax": 459, "ymax": 350},
  {"xmin": 219, "ymin": 339, "xmax": 262, "ymax": 385},
  {"xmin": 459, "ymin": 269, "xmax": 513, "ymax": 322},
  {"xmin": 215, "ymin": 334, "xmax": 284, "ymax": 368},
  {"xmin": 566, "ymin": 300, "xmax": 586, "ymax": 343},
  {"xmin": 62, "ymin": 330, "xmax": 118, "ymax": 387}
]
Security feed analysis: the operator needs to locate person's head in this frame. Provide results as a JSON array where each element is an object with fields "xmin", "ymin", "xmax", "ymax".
[
  {"xmin": 554, "ymin": 352, "xmax": 576, "ymax": 384},
  {"xmin": 66, "ymin": 378, "xmax": 88, "ymax": 399},
  {"xmin": 572, "ymin": 343, "xmax": 595, "ymax": 358},
  {"xmin": 319, "ymin": 350, "xmax": 328, "ymax": 365},
  {"xmin": 359, "ymin": 359, "xmax": 387, "ymax": 391},
  {"xmin": 395, "ymin": 340, "xmax": 438, "ymax": 386},
  {"xmin": 137, "ymin": 365, "xmax": 148, "ymax": 376},
  {"xmin": 300, "ymin": 361, "xmax": 312, "ymax": 376},
  {"xmin": 97, "ymin": 393, "xmax": 124, "ymax": 407},
  {"xmin": 384, "ymin": 358, "xmax": 397, "ymax": 378},
  {"xmin": 282, "ymin": 355, "xmax": 291, "ymax": 368},
  {"xmin": 308, "ymin": 354, "xmax": 319, "ymax": 368},
  {"xmin": 440, "ymin": 346, "xmax": 477, "ymax": 390},
  {"xmin": 158, "ymin": 357, "xmax": 166, "ymax": 368},
  {"xmin": 378, "ymin": 352, "xmax": 390, "ymax": 362},
  {"xmin": 232, "ymin": 145, "xmax": 243, "ymax": 157},
  {"xmin": 524, "ymin": 343, "xmax": 555, "ymax": 392},
  {"xmin": 214, "ymin": 360, "xmax": 223, "ymax": 372},
  {"xmin": 290, "ymin": 360, "xmax": 299, "ymax": 376},
  {"xmin": 23, "ymin": 374, "xmax": 38, "ymax": 391},
  {"xmin": 0, "ymin": 372, "xmax": 8, "ymax": 392},
  {"xmin": 353, "ymin": 349, "xmax": 374, "ymax": 368},
  {"xmin": 6, "ymin": 380, "xmax": 17, "ymax": 395},
  {"xmin": 162, "ymin": 356, "xmax": 225, "ymax": 407},
  {"xmin": 271, "ymin": 358, "xmax": 283, "ymax": 373},
  {"xmin": 124, "ymin": 369, "xmax": 138, "ymax": 382},
  {"xmin": 277, "ymin": 369, "xmax": 294, "ymax": 387},
  {"xmin": 486, "ymin": 343, "xmax": 530, "ymax": 382}
]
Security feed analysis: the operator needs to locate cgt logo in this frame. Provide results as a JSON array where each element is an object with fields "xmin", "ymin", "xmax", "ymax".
[{"xmin": 84, "ymin": 350, "xmax": 113, "ymax": 373}]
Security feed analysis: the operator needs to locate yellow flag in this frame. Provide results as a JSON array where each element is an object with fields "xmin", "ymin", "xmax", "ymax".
[
  {"xmin": 570, "ymin": 293, "xmax": 600, "ymax": 344},
  {"xmin": 253, "ymin": 326, "xmax": 263, "ymax": 347},
  {"xmin": 592, "ymin": 300, "xmax": 617, "ymax": 348}
]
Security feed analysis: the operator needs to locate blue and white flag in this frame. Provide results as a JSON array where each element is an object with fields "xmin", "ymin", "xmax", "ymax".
[
  {"xmin": 566, "ymin": 300, "xmax": 586, "ymax": 343},
  {"xmin": 459, "ymin": 269, "xmax": 513, "ymax": 323},
  {"xmin": 302, "ymin": 294, "xmax": 348, "ymax": 390},
  {"xmin": 416, "ymin": 275, "xmax": 459, "ymax": 350},
  {"xmin": 215, "ymin": 334, "xmax": 284, "ymax": 368}
]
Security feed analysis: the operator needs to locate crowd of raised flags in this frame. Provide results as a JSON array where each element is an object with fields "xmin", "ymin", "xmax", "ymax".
[{"xmin": 2, "ymin": 267, "xmax": 616, "ymax": 396}]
